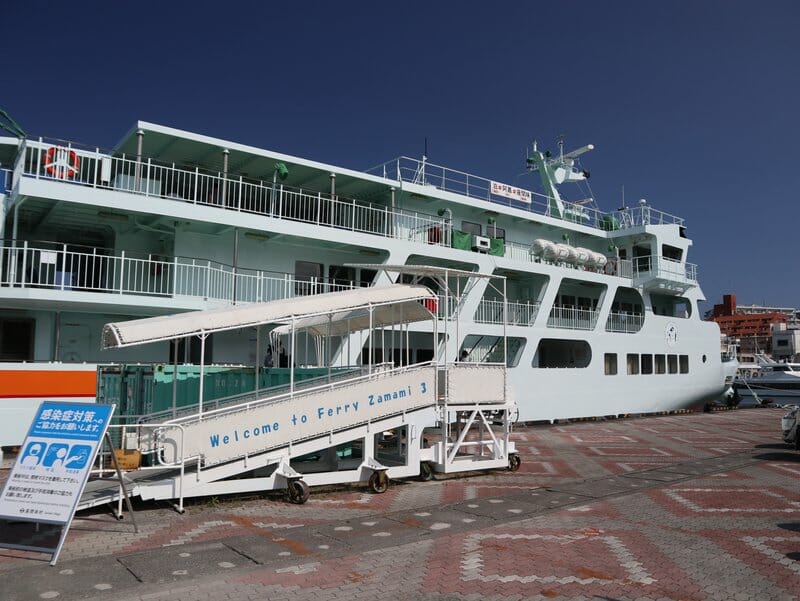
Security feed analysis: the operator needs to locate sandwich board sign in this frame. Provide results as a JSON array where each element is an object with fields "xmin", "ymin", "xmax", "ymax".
[{"xmin": 0, "ymin": 401, "xmax": 114, "ymax": 565}]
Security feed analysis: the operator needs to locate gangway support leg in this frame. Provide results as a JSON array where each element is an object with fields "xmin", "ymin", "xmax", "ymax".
[
  {"xmin": 275, "ymin": 461, "xmax": 310, "ymax": 505},
  {"xmin": 360, "ymin": 457, "xmax": 390, "ymax": 494}
]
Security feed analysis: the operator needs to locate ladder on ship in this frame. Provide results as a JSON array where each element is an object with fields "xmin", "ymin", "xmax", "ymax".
[{"xmin": 84, "ymin": 275, "xmax": 518, "ymax": 511}]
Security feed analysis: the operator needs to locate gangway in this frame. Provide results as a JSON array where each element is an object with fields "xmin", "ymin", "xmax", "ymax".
[{"xmin": 86, "ymin": 278, "xmax": 518, "ymax": 510}]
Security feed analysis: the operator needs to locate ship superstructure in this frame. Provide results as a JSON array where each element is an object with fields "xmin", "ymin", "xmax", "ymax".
[{"xmin": 0, "ymin": 122, "xmax": 733, "ymax": 444}]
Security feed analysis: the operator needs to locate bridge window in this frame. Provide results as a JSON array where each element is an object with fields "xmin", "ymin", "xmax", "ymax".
[
  {"xmin": 679, "ymin": 355, "xmax": 689, "ymax": 373},
  {"xmin": 627, "ymin": 353, "xmax": 639, "ymax": 375},
  {"xmin": 641, "ymin": 354, "xmax": 653, "ymax": 374},
  {"xmin": 655, "ymin": 354, "xmax": 666, "ymax": 374}
]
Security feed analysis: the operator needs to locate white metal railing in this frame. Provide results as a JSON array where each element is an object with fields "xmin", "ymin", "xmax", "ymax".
[
  {"xmin": 547, "ymin": 305, "xmax": 599, "ymax": 330},
  {"xmin": 0, "ymin": 240, "xmax": 361, "ymax": 304},
  {"xmin": 18, "ymin": 139, "xmax": 449, "ymax": 248},
  {"xmin": 368, "ymin": 156, "xmax": 685, "ymax": 230},
  {"xmin": 475, "ymin": 299, "xmax": 540, "ymax": 326},
  {"xmin": 605, "ymin": 311, "xmax": 644, "ymax": 333},
  {"xmin": 13, "ymin": 141, "xmax": 687, "ymax": 285},
  {"xmin": 632, "ymin": 255, "xmax": 697, "ymax": 284}
]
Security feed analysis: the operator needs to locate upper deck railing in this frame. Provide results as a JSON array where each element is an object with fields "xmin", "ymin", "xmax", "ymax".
[
  {"xmin": 11, "ymin": 140, "xmax": 691, "ymax": 284},
  {"xmin": 368, "ymin": 156, "xmax": 685, "ymax": 230},
  {"xmin": 15, "ymin": 139, "xmax": 451, "ymax": 249},
  {"xmin": 0, "ymin": 239, "xmax": 360, "ymax": 303}
]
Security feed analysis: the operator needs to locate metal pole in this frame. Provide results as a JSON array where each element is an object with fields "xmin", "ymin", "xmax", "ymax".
[
  {"xmin": 172, "ymin": 339, "xmax": 178, "ymax": 419},
  {"xmin": 198, "ymin": 333, "xmax": 206, "ymax": 419},
  {"xmin": 255, "ymin": 324, "xmax": 261, "ymax": 398},
  {"xmin": 135, "ymin": 129, "xmax": 144, "ymax": 191},
  {"xmin": 221, "ymin": 148, "xmax": 229, "ymax": 207}
]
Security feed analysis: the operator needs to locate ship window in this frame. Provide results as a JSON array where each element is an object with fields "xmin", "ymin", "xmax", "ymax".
[
  {"xmin": 777, "ymin": 339, "xmax": 789, "ymax": 347},
  {"xmin": 464, "ymin": 335, "xmax": 526, "ymax": 367},
  {"xmin": 0, "ymin": 318, "xmax": 34, "ymax": 361},
  {"xmin": 533, "ymin": 339, "xmax": 591, "ymax": 368},
  {"xmin": 328, "ymin": 265, "xmax": 355, "ymax": 290},
  {"xmin": 627, "ymin": 353, "xmax": 639, "ymax": 375},
  {"xmin": 604, "ymin": 353, "xmax": 618, "ymax": 375},
  {"xmin": 668, "ymin": 354, "xmax": 678, "ymax": 373},
  {"xmin": 461, "ymin": 221, "xmax": 482, "ymax": 236},
  {"xmin": 641, "ymin": 354, "xmax": 653, "ymax": 374},
  {"xmin": 487, "ymin": 224, "xmax": 505, "ymax": 240},
  {"xmin": 655, "ymin": 354, "xmax": 666, "ymax": 374},
  {"xmin": 359, "ymin": 268, "xmax": 377, "ymax": 287},
  {"xmin": 651, "ymin": 294, "xmax": 692, "ymax": 319},
  {"xmin": 662, "ymin": 245, "xmax": 683, "ymax": 261},
  {"xmin": 680, "ymin": 355, "xmax": 689, "ymax": 373},
  {"xmin": 295, "ymin": 261, "xmax": 323, "ymax": 295}
]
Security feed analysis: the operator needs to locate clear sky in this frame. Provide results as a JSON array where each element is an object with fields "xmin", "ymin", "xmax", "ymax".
[{"xmin": 3, "ymin": 1, "xmax": 798, "ymax": 310}]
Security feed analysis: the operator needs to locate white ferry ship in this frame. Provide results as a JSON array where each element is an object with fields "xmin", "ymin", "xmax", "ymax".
[{"xmin": 0, "ymin": 122, "xmax": 734, "ymax": 445}]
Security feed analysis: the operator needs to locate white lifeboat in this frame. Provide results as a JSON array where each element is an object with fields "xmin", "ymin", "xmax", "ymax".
[
  {"xmin": 531, "ymin": 238, "xmax": 553, "ymax": 256},
  {"xmin": 574, "ymin": 247, "xmax": 591, "ymax": 266}
]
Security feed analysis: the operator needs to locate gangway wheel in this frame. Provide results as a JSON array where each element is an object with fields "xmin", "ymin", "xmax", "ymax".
[
  {"xmin": 368, "ymin": 471, "xmax": 389, "ymax": 494},
  {"xmin": 286, "ymin": 479, "xmax": 310, "ymax": 504},
  {"xmin": 507, "ymin": 454, "xmax": 521, "ymax": 472}
]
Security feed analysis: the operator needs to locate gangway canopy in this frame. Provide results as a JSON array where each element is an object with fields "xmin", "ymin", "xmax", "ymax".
[{"xmin": 102, "ymin": 284, "xmax": 436, "ymax": 349}]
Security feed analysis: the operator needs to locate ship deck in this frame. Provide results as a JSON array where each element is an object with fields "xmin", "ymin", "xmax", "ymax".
[{"xmin": 0, "ymin": 405, "xmax": 797, "ymax": 601}]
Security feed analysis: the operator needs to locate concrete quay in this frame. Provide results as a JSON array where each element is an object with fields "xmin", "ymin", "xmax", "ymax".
[{"xmin": 0, "ymin": 406, "xmax": 798, "ymax": 601}]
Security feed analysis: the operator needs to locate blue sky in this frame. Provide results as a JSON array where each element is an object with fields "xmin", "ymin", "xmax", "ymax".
[{"xmin": 3, "ymin": 1, "xmax": 798, "ymax": 310}]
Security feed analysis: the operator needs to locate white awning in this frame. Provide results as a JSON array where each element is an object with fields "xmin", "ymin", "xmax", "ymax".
[{"xmin": 102, "ymin": 285, "xmax": 436, "ymax": 349}]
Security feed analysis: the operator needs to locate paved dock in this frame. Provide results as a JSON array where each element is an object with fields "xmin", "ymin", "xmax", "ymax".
[{"xmin": 0, "ymin": 406, "xmax": 798, "ymax": 601}]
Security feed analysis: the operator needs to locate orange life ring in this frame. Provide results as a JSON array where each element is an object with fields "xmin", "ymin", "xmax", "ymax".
[{"xmin": 42, "ymin": 146, "xmax": 80, "ymax": 179}]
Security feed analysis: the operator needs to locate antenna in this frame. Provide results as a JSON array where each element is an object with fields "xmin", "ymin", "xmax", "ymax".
[
  {"xmin": 423, "ymin": 137, "xmax": 428, "ymax": 161},
  {"xmin": 620, "ymin": 185, "xmax": 626, "ymax": 210}
]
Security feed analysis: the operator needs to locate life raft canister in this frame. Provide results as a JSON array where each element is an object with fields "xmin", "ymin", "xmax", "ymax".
[{"xmin": 42, "ymin": 146, "xmax": 80, "ymax": 179}]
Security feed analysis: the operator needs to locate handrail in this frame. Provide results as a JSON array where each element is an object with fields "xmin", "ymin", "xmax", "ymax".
[
  {"xmin": 368, "ymin": 155, "xmax": 685, "ymax": 230},
  {"xmin": 605, "ymin": 311, "xmax": 645, "ymax": 333},
  {"xmin": 18, "ymin": 139, "xmax": 450, "ymax": 248},
  {"xmin": 166, "ymin": 361, "xmax": 435, "ymax": 426},
  {"xmin": 547, "ymin": 306, "xmax": 599, "ymax": 330},
  {"xmin": 475, "ymin": 299, "xmax": 541, "ymax": 326},
  {"xmin": 632, "ymin": 254, "xmax": 698, "ymax": 283}
]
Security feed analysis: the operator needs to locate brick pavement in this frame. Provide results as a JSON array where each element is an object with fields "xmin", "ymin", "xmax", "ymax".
[{"xmin": 0, "ymin": 406, "xmax": 798, "ymax": 601}]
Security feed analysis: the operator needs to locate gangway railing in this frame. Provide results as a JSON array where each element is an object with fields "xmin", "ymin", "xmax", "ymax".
[{"xmin": 133, "ymin": 366, "xmax": 365, "ymax": 424}]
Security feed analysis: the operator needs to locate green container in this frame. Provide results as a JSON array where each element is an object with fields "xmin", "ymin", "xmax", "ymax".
[
  {"xmin": 600, "ymin": 214, "xmax": 620, "ymax": 231},
  {"xmin": 489, "ymin": 238, "xmax": 505, "ymax": 256},
  {"xmin": 451, "ymin": 229, "xmax": 472, "ymax": 251}
]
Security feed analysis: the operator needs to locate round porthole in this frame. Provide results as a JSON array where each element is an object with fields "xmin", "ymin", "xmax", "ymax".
[{"xmin": 702, "ymin": 354, "xmax": 707, "ymax": 363}]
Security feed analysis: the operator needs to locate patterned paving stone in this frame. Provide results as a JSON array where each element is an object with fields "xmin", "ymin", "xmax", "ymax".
[
  {"xmin": 0, "ymin": 407, "xmax": 796, "ymax": 601},
  {"xmin": 117, "ymin": 541, "xmax": 257, "ymax": 583}
]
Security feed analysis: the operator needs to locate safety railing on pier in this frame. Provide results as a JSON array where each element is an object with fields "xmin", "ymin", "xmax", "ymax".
[
  {"xmin": 605, "ymin": 311, "xmax": 644, "ymax": 333},
  {"xmin": 474, "ymin": 299, "xmax": 541, "ymax": 326},
  {"xmin": 368, "ymin": 156, "xmax": 685, "ymax": 230},
  {"xmin": 547, "ymin": 306, "xmax": 599, "ymax": 330}
]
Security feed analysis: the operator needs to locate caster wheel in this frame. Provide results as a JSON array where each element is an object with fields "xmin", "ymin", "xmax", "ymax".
[
  {"xmin": 419, "ymin": 461, "xmax": 434, "ymax": 481},
  {"xmin": 507, "ymin": 454, "xmax": 521, "ymax": 472},
  {"xmin": 368, "ymin": 471, "xmax": 389, "ymax": 494},
  {"xmin": 287, "ymin": 479, "xmax": 310, "ymax": 504}
]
